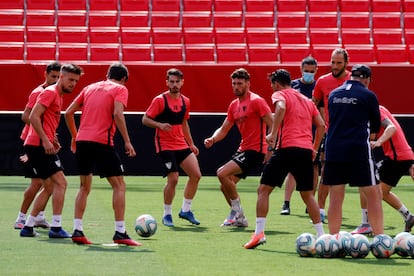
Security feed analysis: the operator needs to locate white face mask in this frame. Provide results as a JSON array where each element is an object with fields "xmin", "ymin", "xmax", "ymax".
[{"xmin": 302, "ymin": 72, "xmax": 315, "ymax": 83}]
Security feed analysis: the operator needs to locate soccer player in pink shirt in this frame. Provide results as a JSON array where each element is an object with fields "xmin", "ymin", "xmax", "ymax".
[
  {"xmin": 244, "ymin": 69, "xmax": 325, "ymax": 249},
  {"xmin": 204, "ymin": 68, "xmax": 273, "ymax": 227},
  {"xmin": 65, "ymin": 63, "xmax": 140, "ymax": 246},
  {"xmin": 14, "ymin": 62, "xmax": 61, "ymax": 230},
  {"xmin": 142, "ymin": 68, "xmax": 202, "ymax": 227},
  {"xmin": 20, "ymin": 63, "xmax": 82, "ymax": 239},
  {"xmin": 312, "ymin": 48, "xmax": 351, "ymax": 223},
  {"xmin": 353, "ymin": 105, "xmax": 414, "ymax": 234}
]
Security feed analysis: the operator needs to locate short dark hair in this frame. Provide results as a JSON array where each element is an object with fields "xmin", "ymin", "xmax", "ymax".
[
  {"xmin": 46, "ymin": 62, "xmax": 61, "ymax": 73},
  {"xmin": 61, "ymin": 63, "xmax": 83, "ymax": 75},
  {"xmin": 269, "ymin": 69, "xmax": 291, "ymax": 86},
  {"xmin": 230, "ymin": 68, "xmax": 250, "ymax": 80},
  {"xmin": 107, "ymin": 63, "xmax": 129, "ymax": 81},
  {"xmin": 301, "ymin": 56, "xmax": 317, "ymax": 67},
  {"xmin": 332, "ymin": 48, "xmax": 349, "ymax": 62},
  {"xmin": 166, "ymin": 68, "xmax": 184, "ymax": 80}
]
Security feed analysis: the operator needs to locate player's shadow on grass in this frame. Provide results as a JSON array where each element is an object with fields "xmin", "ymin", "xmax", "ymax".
[
  {"xmin": 168, "ymin": 225, "xmax": 208, "ymax": 232},
  {"xmin": 85, "ymin": 245, "xmax": 155, "ymax": 253},
  {"xmin": 340, "ymin": 257, "xmax": 411, "ymax": 265}
]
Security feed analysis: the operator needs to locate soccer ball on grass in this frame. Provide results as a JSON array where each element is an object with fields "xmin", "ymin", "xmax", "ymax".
[
  {"xmin": 135, "ymin": 214, "xmax": 157, "ymax": 238},
  {"xmin": 295, "ymin": 233, "xmax": 316, "ymax": 257},
  {"xmin": 370, "ymin": 234, "xmax": 395, "ymax": 258}
]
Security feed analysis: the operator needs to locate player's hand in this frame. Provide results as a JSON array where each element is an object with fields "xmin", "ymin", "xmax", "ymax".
[
  {"xmin": 370, "ymin": 140, "xmax": 382, "ymax": 149},
  {"xmin": 204, "ymin": 137, "xmax": 214, "ymax": 149},
  {"xmin": 158, "ymin": 123, "xmax": 172, "ymax": 132},
  {"xmin": 125, "ymin": 142, "xmax": 136, "ymax": 157},
  {"xmin": 70, "ymin": 138, "xmax": 77, "ymax": 153},
  {"xmin": 190, "ymin": 144, "xmax": 199, "ymax": 156},
  {"xmin": 42, "ymin": 139, "xmax": 56, "ymax": 155}
]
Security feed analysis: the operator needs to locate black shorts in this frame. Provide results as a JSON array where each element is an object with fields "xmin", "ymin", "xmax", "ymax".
[
  {"xmin": 323, "ymin": 160, "xmax": 379, "ymax": 187},
  {"xmin": 157, "ymin": 148, "xmax": 192, "ymax": 177},
  {"xmin": 231, "ymin": 150, "xmax": 265, "ymax": 179},
  {"xmin": 23, "ymin": 145, "xmax": 63, "ymax": 180},
  {"xmin": 76, "ymin": 141, "xmax": 124, "ymax": 178},
  {"xmin": 260, "ymin": 147, "xmax": 314, "ymax": 191},
  {"xmin": 378, "ymin": 158, "xmax": 413, "ymax": 187},
  {"xmin": 21, "ymin": 154, "xmax": 38, "ymax": 178}
]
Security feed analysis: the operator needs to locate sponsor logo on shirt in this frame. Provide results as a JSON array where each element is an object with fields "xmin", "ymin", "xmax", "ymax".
[{"xmin": 332, "ymin": 97, "xmax": 358, "ymax": 104}]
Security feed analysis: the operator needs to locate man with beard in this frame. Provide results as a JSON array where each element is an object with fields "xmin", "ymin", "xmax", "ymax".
[
  {"xmin": 312, "ymin": 48, "xmax": 351, "ymax": 224},
  {"xmin": 20, "ymin": 64, "xmax": 83, "ymax": 239},
  {"xmin": 204, "ymin": 68, "xmax": 273, "ymax": 227},
  {"xmin": 142, "ymin": 68, "xmax": 202, "ymax": 227}
]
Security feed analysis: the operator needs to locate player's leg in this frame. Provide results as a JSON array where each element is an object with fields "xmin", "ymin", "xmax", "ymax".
[
  {"xmin": 360, "ymin": 185, "xmax": 384, "ymax": 235},
  {"xmin": 280, "ymin": 173, "xmax": 295, "ymax": 215}
]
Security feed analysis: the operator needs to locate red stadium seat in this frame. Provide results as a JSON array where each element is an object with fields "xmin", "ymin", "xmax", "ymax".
[
  {"xmin": 371, "ymin": 0, "xmax": 401, "ymax": 12},
  {"xmin": 340, "ymin": 0, "xmax": 370, "ymax": 12},
  {"xmin": 58, "ymin": 43, "xmax": 88, "ymax": 62},
  {"xmin": 373, "ymin": 28, "xmax": 404, "ymax": 45},
  {"xmin": 216, "ymin": 43, "xmax": 248, "ymax": 63},
  {"xmin": 244, "ymin": 12, "xmax": 275, "ymax": 27},
  {"xmin": 376, "ymin": 44, "xmax": 409, "ymax": 63},
  {"xmin": 182, "ymin": 11, "xmax": 213, "ymax": 27},
  {"xmin": 183, "ymin": 0, "xmax": 213, "ymax": 11},
  {"xmin": 247, "ymin": 44, "xmax": 279, "ymax": 64},
  {"xmin": 152, "ymin": 27, "xmax": 183, "ymax": 44},
  {"xmin": 214, "ymin": 0, "xmax": 244, "ymax": 11},
  {"xmin": 340, "ymin": 12, "xmax": 370, "ymax": 29},
  {"xmin": 311, "ymin": 44, "xmax": 342, "ymax": 63},
  {"xmin": 246, "ymin": 27, "xmax": 277, "ymax": 44},
  {"xmin": 121, "ymin": 27, "xmax": 151, "ymax": 44},
  {"xmin": 0, "ymin": 0, "xmax": 24, "ymax": 9},
  {"xmin": 0, "ymin": 9, "xmax": 24, "ymax": 26},
  {"xmin": 403, "ymin": 0, "xmax": 414, "ymax": 12},
  {"xmin": 308, "ymin": 12, "xmax": 338, "ymax": 28},
  {"xmin": 372, "ymin": 12, "xmax": 402, "ymax": 29},
  {"xmin": 89, "ymin": 0, "xmax": 118, "ymax": 11},
  {"xmin": 57, "ymin": 0, "xmax": 87, "ymax": 10},
  {"xmin": 278, "ymin": 28, "xmax": 308, "ymax": 45},
  {"xmin": 120, "ymin": 11, "xmax": 149, "ymax": 27},
  {"xmin": 277, "ymin": 12, "xmax": 306, "ymax": 28},
  {"xmin": 26, "ymin": 42, "xmax": 57, "ymax": 62},
  {"xmin": 152, "ymin": 0, "xmax": 181, "ymax": 11},
  {"xmin": 0, "ymin": 42, "xmax": 24, "ymax": 61},
  {"xmin": 279, "ymin": 44, "xmax": 311, "ymax": 64},
  {"xmin": 344, "ymin": 44, "xmax": 376, "ymax": 63},
  {"xmin": 120, "ymin": 0, "xmax": 149, "ymax": 11},
  {"xmin": 122, "ymin": 44, "xmax": 152, "ymax": 62},
  {"xmin": 26, "ymin": 0, "xmax": 55, "ymax": 10},
  {"xmin": 341, "ymin": 28, "xmax": 372, "ymax": 45},
  {"xmin": 184, "ymin": 44, "xmax": 216, "ymax": 62},
  {"xmin": 153, "ymin": 45, "xmax": 184, "ymax": 62},
  {"xmin": 89, "ymin": 27, "xmax": 120, "ymax": 44},
  {"xmin": 245, "ymin": 0, "xmax": 275, "ymax": 12},
  {"xmin": 151, "ymin": 12, "xmax": 181, "ymax": 27},
  {"xmin": 26, "ymin": 26, "xmax": 57, "ymax": 43},
  {"xmin": 183, "ymin": 27, "xmax": 214, "ymax": 44},
  {"xmin": 88, "ymin": 11, "xmax": 118, "ymax": 27},
  {"xmin": 58, "ymin": 26, "xmax": 88, "ymax": 43},
  {"xmin": 404, "ymin": 13, "xmax": 414, "ymax": 29},
  {"xmin": 0, "ymin": 26, "xmax": 24, "ymax": 42},
  {"xmin": 276, "ymin": 0, "xmax": 306, "ymax": 12},
  {"xmin": 215, "ymin": 27, "xmax": 245, "ymax": 44},
  {"xmin": 405, "ymin": 29, "xmax": 414, "ymax": 45},
  {"xmin": 408, "ymin": 45, "xmax": 414, "ymax": 63},
  {"xmin": 57, "ymin": 10, "xmax": 87, "ymax": 26},
  {"xmin": 213, "ymin": 11, "xmax": 243, "ymax": 28},
  {"xmin": 26, "ymin": 10, "xmax": 55, "ymax": 26},
  {"xmin": 308, "ymin": 0, "xmax": 338, "ymax": 12},
  {"xmin": 90, "ymin": 44, "xmax": 120, "ymax": 62},
  {"xmin": 309, "ymin": 28, "xmax": 340, "ymax": 45}
]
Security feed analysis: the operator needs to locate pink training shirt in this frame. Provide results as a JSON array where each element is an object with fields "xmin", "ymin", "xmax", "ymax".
[
  {"xmin": 20, "ymin": 85, "xmax": 44, "ymax": 141},
  {"xmin": 24, "ymin": 84, "xmax": 62, "ymax": 146},
  {"xmin": 74, "ymin": 80, "xmax": 128, "ymax": 146},
  {"xmin": 145, "ymin": 92, "xmax": 191, "ymax": 152},
  {"xmin": 272, "ymin": 88, "xmax": 319, "ymax": 150},
  {"xmin": 313, "ymin": 71, "xmax": 351, "ymax": 129},
  {"xmin": 379, "ymin": 105, "xmax": 414, "ymax": 161},
  {"xmin": 227, "ymin": 91, "xmax": 271, "ymax": 154}
]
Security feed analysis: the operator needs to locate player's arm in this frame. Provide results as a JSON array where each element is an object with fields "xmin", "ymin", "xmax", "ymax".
[
  {"xmin": 262, "ymin": 112, "xmax": 274, "ymax": 134},
  {"xmin": 267, "ymin": 100, "xmax": 286, "ymax": 148},
  {"xmin": 204, "ymin": 117, "xmax": 233, "ymax": 149},
  {"xmin": 29, "ymin": 103, "xmax": 55, "ymax": 154},
  {"xmin": 142, "ymin": 113, "xmax": 172, "ymax": 132},
  {"xmin": 64, "ymin": 101, "xmax": 80, "ymax": 153},
  {"xmin": 370, "ymin": 118, "xmax": 396, "ymax": 149},
  {"xmin": 21, "ymin": 106, "xmax": 32, "ymax": 125},
  {"xmin": 114, "ymin": 101, "xmax": 136, "ymax": 157},
  {"xmin": 182, "ymin": 119, "xmax": 199, "ymax": 156},
  {"xmin": 312, "ymin": 112, "xmax": 325, "ymax": 158}
]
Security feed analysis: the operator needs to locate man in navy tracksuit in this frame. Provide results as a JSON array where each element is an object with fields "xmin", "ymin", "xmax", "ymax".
[{"xmin": 323, "ymin": 64, "xmax": 383, "ymax": 235}]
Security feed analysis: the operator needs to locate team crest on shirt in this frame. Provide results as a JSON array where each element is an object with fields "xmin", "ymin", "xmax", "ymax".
[{"xmin": 165, "ymin": 162, "xmax": 172, "ymax": 170}]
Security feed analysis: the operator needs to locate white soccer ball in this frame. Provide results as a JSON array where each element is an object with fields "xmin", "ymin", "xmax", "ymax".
[
  {"xmin": 315, "ymin": 234, "xmax": 341, "ymax": 258},
  {"xmin": 134, "ymin": 214, "xmax": 157, "ymax": 238},
  {"xmin": 394, "ymin": 232, "xmax": 413, "ymax": 257},
  {"xmin": 335, "ymin": 231, "xmax": 353, "ymax": 258},
  {"xmin": 348, "ymin": 234, "xmax": 371, "ymax": 258},
  {"xmin": 371, "ymin": 234, "xmax": 395, "ymax": 258},
  {"xmin": 296, "ymin": 233, "xmax": 316, "ymax": 257},
  {"xmin": 405, "ymin": 235, "xmax": 414, "ymax": 257}
]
